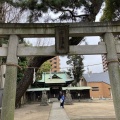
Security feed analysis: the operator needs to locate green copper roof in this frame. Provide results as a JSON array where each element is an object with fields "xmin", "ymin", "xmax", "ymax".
[{"xmin": 37, "ymin": 72, "xmax": 73, "ymax": 84}]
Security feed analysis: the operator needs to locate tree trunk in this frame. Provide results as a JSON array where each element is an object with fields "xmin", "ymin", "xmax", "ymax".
[{"xmin": 15, "ymin": 56, "xmax": 53, "ymax": 106}]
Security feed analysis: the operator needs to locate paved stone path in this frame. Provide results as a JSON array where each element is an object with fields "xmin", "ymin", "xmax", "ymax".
[{"xmin": 49, "ymin": 102, "xmax": 70, "ymax": 120}]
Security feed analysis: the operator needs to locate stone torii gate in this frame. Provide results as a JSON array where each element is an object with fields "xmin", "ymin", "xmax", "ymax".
[{"xmin": 0, "ymin": 22, "xmax": 120, "ymax": 120}]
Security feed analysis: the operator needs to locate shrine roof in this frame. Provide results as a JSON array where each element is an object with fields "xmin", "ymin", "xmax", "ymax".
[
  {"xmin": 26, "ymin": 87, "xmax": 50, "ymax": 91},
  {"xmin": 37, "ymin": 72, "xmax": 73, "ymax": 84}
]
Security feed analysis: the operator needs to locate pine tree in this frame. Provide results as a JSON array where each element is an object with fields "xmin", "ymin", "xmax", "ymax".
[
  {"xmin": 101, "ymin": 0, "xmax": 120, "ymax": 21},
  {"xmin": 67, "ymin": 55, "xmax": 84, "ymax": 86}
]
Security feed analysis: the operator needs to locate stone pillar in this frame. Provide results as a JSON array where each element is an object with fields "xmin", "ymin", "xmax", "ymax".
[
  {"xmin": 1, "ymin": 35, "xmax": 19, "ymax": 120},
  {"xmin": 104, "ymin": 33, "xmax": 120, "ymax": 120},
  {"xmin": 65, "ymin": 90, "xmax": 73, "ymax": 105},
  {"xmin": 40, "ymin": 90, "xmax": 48, "ymax": 106}
]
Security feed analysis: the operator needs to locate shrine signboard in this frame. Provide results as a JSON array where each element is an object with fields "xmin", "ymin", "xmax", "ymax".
[{"xmin": 55, "ymin": 26, "xmax": 69, "ymax": 54}]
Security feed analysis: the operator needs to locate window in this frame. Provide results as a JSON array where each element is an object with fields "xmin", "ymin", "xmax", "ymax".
[
  {"xmin": 54, "ymin": 62, "xmax": 57, "ymax": 64},
  {"xmin": 54, "ymin": 66, "xmax": 57, "ymax": 68},
  {"xmin": 92, "ymin": 87, "xmax": 99, "ymax": 91}
]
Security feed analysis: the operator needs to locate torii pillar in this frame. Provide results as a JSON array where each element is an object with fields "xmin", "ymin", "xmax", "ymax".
[
  {"xmin": 1, "ymin": 35, "xmax": 19, "ymax": 120},
  {"xmin": 104, "ymin": 33, "xmax": 120, "ymax": 120}
]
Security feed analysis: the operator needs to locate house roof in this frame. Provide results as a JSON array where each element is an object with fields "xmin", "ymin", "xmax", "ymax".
[
  {"xmin": 37, "ymin": 72, "xmax": 74, "ymax": 84},
  {"xmin": 83, "ymin": 72, "xmax": 110, "ymax": 85}
]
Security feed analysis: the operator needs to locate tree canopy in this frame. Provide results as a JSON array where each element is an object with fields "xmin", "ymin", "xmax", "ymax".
[
  {"xmin": 66, "ymin": 55, "xmax": 84, "ymax": 86},
  {"xmin": 17, "ymin": 57, "xmax": 28, "ymax": 83},
  {"xmin": 101, "ymin": 0, "xmax": 120, "ymax": 21},
  {"xmin": 2, "ymin": 0, "xmax": 103, "ymax": 22},
  {"xmin": 36, "ymin": 61, "xmax": 51, "ymax": 80}
]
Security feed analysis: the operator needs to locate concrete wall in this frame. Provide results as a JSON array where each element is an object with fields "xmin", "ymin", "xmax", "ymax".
[
  {"xmin": 102, "ymin": 82, "xmax": 111, "ymax": 98},
  {"xmin": 79, "ymin": 78, "xmax": 87, "ymax": 86}
]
